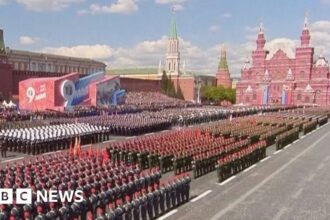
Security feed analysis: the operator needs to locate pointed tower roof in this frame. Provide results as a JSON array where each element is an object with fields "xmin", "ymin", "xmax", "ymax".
[
  {"xmin": 316, "ymin": 53, "xmax": 329, "ymax": 67},
  {"xmin": 218, "ymin": 45, "xmax": 228, "ymax": 70},
  {"xmin": 256, "ymin": 21, "xmax": 266, "ymax": 50},
  {"xmin": 300, "ymin": 12, "xmax": 311, "ymax": 47},
  {"xmin": 169, "ymin": 13, "xmax": 177, "ymax": 39},
  {"xmin": 303, "ymin": 11, "xmax": 308, "ymax": 30},
  {"xmin": 242, "ymin": 57, "xmax": 251, "ymax": 70},
  {"xmin": 304, "ymin": 84, "xmax": 314, "ymax": 92},
  {"xmin": 263, "ymin": 69, "xmax": 271, "ymax": 82},
  {"xmin": 286, "ymin": 68, "xmax": 295, "ymax": 81},
  {"xmin": 259, "ymin": 20, "xmax": 264, "ymax": 34}
]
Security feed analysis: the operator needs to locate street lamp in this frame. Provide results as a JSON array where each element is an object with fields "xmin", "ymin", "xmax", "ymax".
[{"xmin": 194, "ymin": 77, "xmax": 202, "ymax": 104}]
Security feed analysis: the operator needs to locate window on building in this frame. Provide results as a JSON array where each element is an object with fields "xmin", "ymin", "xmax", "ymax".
[
  {"xmin": 32, "ymin": 63, "xmax": 36, "ymax": 71},
  {"xmin": 20, "ymin": 63, "xmax": 25, "ymax": 71},
  {"xmin": 14, "ymin": 62, "xmax": 19, "ymax": 70},
  {"xmin": 48, "ymin": 64, "xmax": 52, "ymax": 72},
  {"xmin": 246, "ymin": 97, "xmax": 250, "ymax": 102},
  {"xmin": 297, "ymin": 94, "xmax": 302, "ymax": 101},
  {"xmin": 253, "ymin": 94, "xmax": 257, "ymax": 100},
  {"xmin": 305, "ymin": 96, "xmax": 310, "ymax": 103},
  {"xmin": 300, "ymin": 71, "xmax": 305, "ymax": 78}
]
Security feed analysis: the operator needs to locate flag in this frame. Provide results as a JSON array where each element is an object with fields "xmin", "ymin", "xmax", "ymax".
[
  {"xmin": 69, "ymin": 141, "xmax": 73, "ymax": 158},
  {"xmin": 77, "ymin": 137, "xmax": 82, "ymax": 157},
  {"xmin": 103, "ymin": 149, "xmax": 109, "ymax": 165},
  {"xmin": 73, "ymin": 136, "xmax": 78, "ymax": 156},
  {"xmin": 96, "ymin": 146, "xmax": 100, "ymax": 159},
  {"xmin": 88, "ymin": 144, "xmax": 93, "ymax": 158}
]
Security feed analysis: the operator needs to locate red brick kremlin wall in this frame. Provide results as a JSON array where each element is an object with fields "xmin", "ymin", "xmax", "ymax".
[{"xmin": 0, "ymin": 63, "xmax": 13, "ymax": 99}]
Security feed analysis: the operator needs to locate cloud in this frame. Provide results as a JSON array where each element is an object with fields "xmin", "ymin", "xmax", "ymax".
[
  {"xmin": 16, "ymin": 0, "xmax": 83, "ymax": 11},
  {"xmin": 79, "ymin": 0, "xmax": 138, "ymax": 15},
  {"xmin": 155, "ymin": 0, "xmax": 189, "ymax": 11},
  {"xmin": 310, "ymin": 20, "xmax": 330, "ymax": 31},
  {"xmin": 42, "ymin": 44, "xmax": 114, "ymax": 60},
  {"xmin": 245, "ymin": 26, "xmax": 259, "ymax": 33},
  {"xmin": 265, "ymin": 38, "xmax": 298, "ymax": 59},
  {"xmin": 209, "ymin": 25, "xmax": 220, "ymax": 32},
  {"xmin": 309, "ymin": 20, "xmax": 330, "ymax": 58},
  {"xmin": 19, "ymin": 36, "xmax": 40, "ymax": 45},
  {"xmin": 222, "ymin": 12, "xmax": 232, "ymax": 18}
]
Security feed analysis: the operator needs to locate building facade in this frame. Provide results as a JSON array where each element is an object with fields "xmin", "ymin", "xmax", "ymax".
[
  {"xmin": 236, "ymin": 18, "xmax": 330, "ymax": 106},
  {"xmin": 0, "ymin": 29, "xmax": 107, "ymax": 99},
  {"xmin": 6, "ymin": 48, "xmax": 106, "ymax": 74},
  {"xmin": 0, "ymin": 29, "xmax": 106, "ymax": 75}
]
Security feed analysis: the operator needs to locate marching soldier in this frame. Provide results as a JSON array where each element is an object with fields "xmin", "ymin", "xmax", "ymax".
[
  {"xmin": 132, "ymin": 192, "xmax": 141, "ymax": 220},
  {"xmin": 0, "ymin": 137, "xmax": 6, "ymax": 158},
  {"xmin": 114, "ymin": 200, "xmax": 124, "ymax": 220},
  {"xmin": 153, "ymin": 184, "xmax": 160, "ymax": 218},
  {"xmin": 140, "ymin": 190, "xmax": 147, "ymax": 220},
  {"xmin": 164, "ymin": 182, "xmax": 171, "ymax": 211},
  {"xmin": 146, "ymin": 186, "xmax": 154, "ymax": 219},
  {"xmin": 105, "ymin": 203, "xmax": 116, "ymax": 220},
  {"xmin": 158, "ymin": 183, "xmax": 166, "ymax": 214},
  {"xmin": 123, "ymin": 196, "xmax": 133, "ymax": 220}
]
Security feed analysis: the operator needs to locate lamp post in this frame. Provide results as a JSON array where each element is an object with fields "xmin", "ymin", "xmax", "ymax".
[{"xmin": 194, "ymin": 77, "xmax": 202, "ymax": 104}]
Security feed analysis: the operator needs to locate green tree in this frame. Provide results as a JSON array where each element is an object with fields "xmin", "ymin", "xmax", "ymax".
[
  {"xmin": 161, "ymin": 70, "xmax": 168, "ymax": 92},
  {"xmin": 201, "ymin": 85, "xmax": 236, "ymax": 104}
]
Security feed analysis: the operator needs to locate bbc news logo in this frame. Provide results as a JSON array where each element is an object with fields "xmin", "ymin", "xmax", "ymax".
[{"xmin": 0, "ymin": 189, "xmax": 83, "ymax": 204}]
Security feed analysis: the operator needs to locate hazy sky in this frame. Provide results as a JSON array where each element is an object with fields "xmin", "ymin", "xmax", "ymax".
[{"xmin": 1, "ymin": 0, "xmax": 330, "ymax": 76}]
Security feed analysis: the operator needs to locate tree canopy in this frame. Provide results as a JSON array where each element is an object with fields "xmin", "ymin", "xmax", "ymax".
[
  {"xmin": 160, "ymin": 70, "xmax": 184, "ymax": 100},
  {"xmin": 201, "ymin": 85, "xmax": 236, "ymax": 104}
]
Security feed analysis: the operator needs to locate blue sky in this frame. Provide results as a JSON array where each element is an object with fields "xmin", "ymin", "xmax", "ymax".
[{"xmin": 1, "ymin": 0, "xmax": 330, "ymax": 76}]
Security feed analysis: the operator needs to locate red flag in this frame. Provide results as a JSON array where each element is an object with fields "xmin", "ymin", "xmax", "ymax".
[
  {"xmin": 103, "ymin": 149, "xmax": 109, "ymax": 165},
  {"xmin": 88, "ymin": 144, "xmax": 93, "ymax": 158},
  {"xmin": 77, "ymin": 137, "xmax": 82, "ymax": 157},
  {"xmin": 96, "ymin": 146, "xmax": 100, "ymax": 159},
  {"xmin": 69, "ymin": 141, "xmax": 73, "ymax": 158},
  {"xmin": 73, "ymin": 137, "xmax": 78, "ymax": 157}
]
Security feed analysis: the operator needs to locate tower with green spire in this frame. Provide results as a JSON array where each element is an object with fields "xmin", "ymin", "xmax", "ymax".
[
  {"xmin": 0, "ymin": 29, "xmax": 6, "ymax": 55},
  {"xmin": 165, "ymin": 11, "xmax": 180, "ymax": 75},
  {"xmin": 169, "ymin": 14, "xmax": 177, "ymax": 39},
  {"xmin": 218, "ymin": 45, "xmax": 228, "ymax": 70},
  {"xmin": 216, "ymin": 45, "xmax": 232, "ymax": 88}
]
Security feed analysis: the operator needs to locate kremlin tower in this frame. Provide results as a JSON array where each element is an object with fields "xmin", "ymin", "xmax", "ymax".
[
  {"xmin": 164, "ymin": 12, "xmax": 180, "ymax": 76},
  {"xmin": 216, "ymin": 45, "xmax": 232, "ymax": 88}
]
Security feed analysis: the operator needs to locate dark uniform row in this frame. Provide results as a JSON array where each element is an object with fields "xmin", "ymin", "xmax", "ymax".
[{"xmin": 0, "ymin": 152, "xmax": 191, "ymax": 220}]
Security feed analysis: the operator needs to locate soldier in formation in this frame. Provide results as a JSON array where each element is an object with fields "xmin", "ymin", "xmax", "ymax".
[
  {"xmin": 0, "ymin": 151, "xmax": 190, "ymax": 220},
  {"xmin": 0, "ymin": 123, "xmax": 105, "ymax": 155}
]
